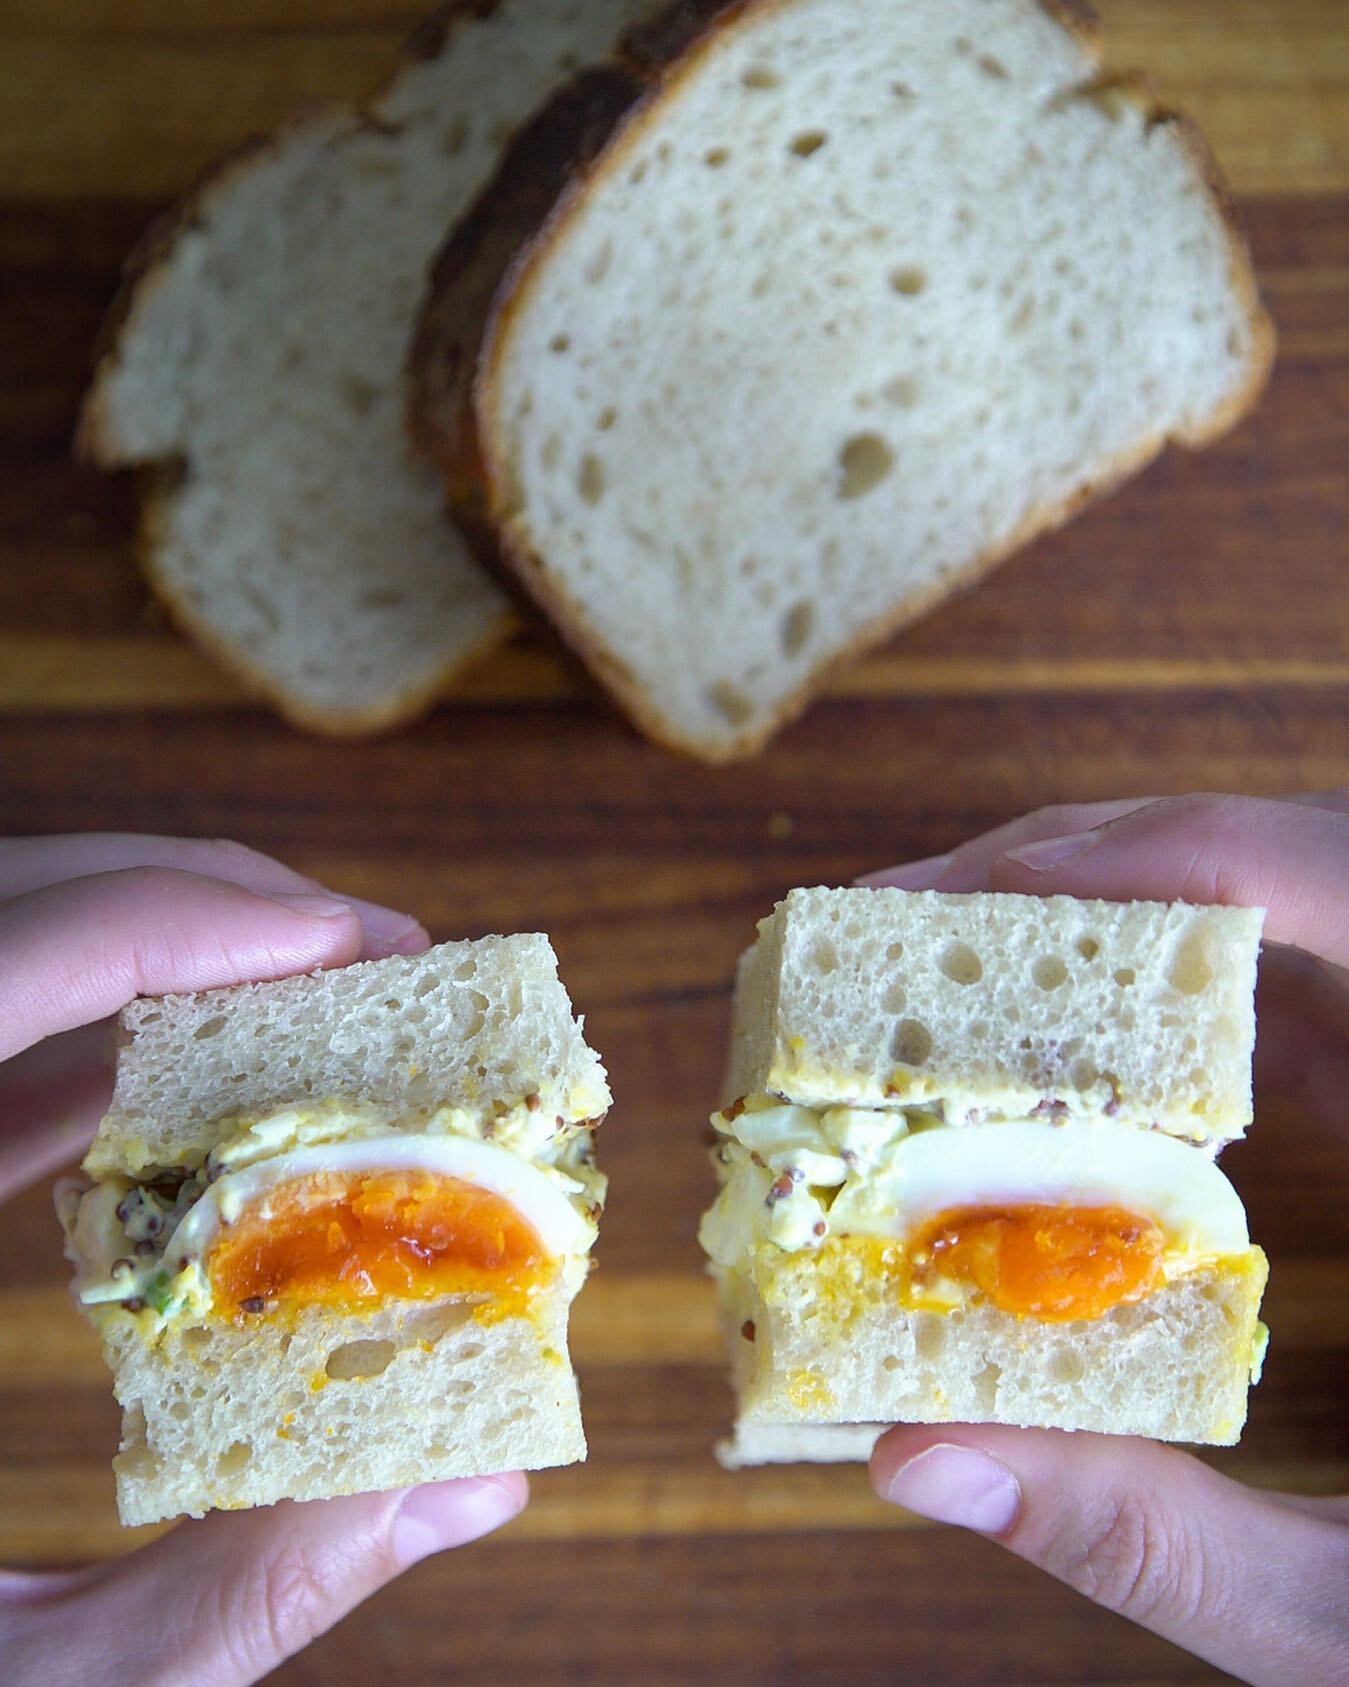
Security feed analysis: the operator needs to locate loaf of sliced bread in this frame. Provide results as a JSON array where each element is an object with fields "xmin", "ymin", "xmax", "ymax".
[
  {"xmin": 727, "ymin": 887, "xmax": 1264, "ymax": 1143},
  {"xmin": 62, "ymin": 937, "xmax": 610, "ymax": 1522},
  {"xmin": 78, "ymin": 0, "xmax": 650, "ymax": 733},
  {"xmin": 414, "ymin": 0, "xmax": 1274, "ymax": 759}
]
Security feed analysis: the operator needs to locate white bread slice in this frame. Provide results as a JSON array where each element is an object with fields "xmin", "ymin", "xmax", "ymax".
[
  {"xmin": 105, "ymin": 1281, "xmax": 583, "ymax": 1525},
  {"xmin": 715, "ymin": 1420, "xmax": 884, "ymax": 1469},
  {"xmin": 726, "ymin": 888, "xmax": 1263, "ymax": 1144},
  {"xmin": 68, "ymin": 936, "xmax": 608, "ymax": 1521},
  {"xmin": 77, "ymin": 0, "xmax": 651, "ymax": 733},
  {"xmin": 725, "ymin": 1245, "xmax": 1268, "ymax": 1447},
  {"xmin": 424, "ymin": 0, "xmax": 1273, "ymax": 760},
  {"xmin": 86, "ymin": 935, "xmax": 611, "ymax": 1177}
]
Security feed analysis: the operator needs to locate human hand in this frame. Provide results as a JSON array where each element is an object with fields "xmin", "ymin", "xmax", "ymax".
[
  {"xmin": 0, "ymin": 834, "xmax": 526, "ymax": 1685},
  {"xmin": 862, "ymin": 792, "xmax": 1349, "ymax": 1687}
]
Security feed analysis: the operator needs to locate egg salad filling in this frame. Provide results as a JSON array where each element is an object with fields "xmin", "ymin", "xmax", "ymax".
[
  {"xmin": 58, "ymin": 1098, "xmax": 605, "ymax": 1338},
  {"xmin": 699, "ymin": 1098, "xmax": 1250, "ymax": 1324}
]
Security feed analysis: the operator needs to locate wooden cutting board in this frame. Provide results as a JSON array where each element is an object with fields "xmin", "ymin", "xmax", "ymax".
[{"xmin": 0, "ymin": 2, "xmax": 1345, "ymax": 1682}]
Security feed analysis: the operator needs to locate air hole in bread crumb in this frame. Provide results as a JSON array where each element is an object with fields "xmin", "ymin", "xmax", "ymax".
[
  {"xmin": 883, "ymin": 375, "xmax": 919, "ymax": 408},
  {"xmin": 708, "ymin": 680, "xmax": 754, "ymax": 726},
  {"xmin": 597, "ymin": 406, "xmax": 617, "ymax": 431},
  {"xmin": 1069, "ymin": 1057, "xmax": 1099, "ymax": 1092},
  {"xmin": 339, "ymin": 372, "xmax": 379, "ymax": 416},
  {"xmin": 1033, "ymin": 956, "xmax": 1068, "ymax": 991},
  {"xmin": 1077, "ymin": 936, "xmax": 1100, "ymax": 961},
  {"xmin": 578, "ymin": 454, "xmax": 606, "ymax": 505},
  {"xmin": 1010, "ymin": 296, "xmax": 1036, "ymax": 333},
  {"xmin": 462, "ymin": 989, "xmax": 489, "ymax": 1038},
  {"xmin": 326, "ymin": 1340, "xmax": 396, "ymax": 1381},
  {"xmin": 548, "ymin": 334, "xmax": 571, "ymax": 354},
  {"xmin": 810, "ymin": 938, "xmax": 839, "ymax": 975},
  {"xmin": 939, "ymin": 942, "xmax": 983, "ymax": 985},
  {"xmin": 584, "ymin": 242, "xmax": 612, "ymax": 284},
  {"xmin": 780, "ymin": 600, "xmax": 815, "ymax": 656},
  {"xmin": 882, "ymin": 981, "xmax": 907, "ymax": 1014},
  {"xmin": 838, "ymin": 433, "xmax": 894, "ymax": 499},
  {"xmin": 1113, "ymin": 967, "xmax": 1136, "ymax": 988},
  {"xmin": 892, "ymin": 1018, "xmax": 932, "ymax": 1066},
  {"xmin": 183, "ymin": 1326, "xmax": 211, "ymax": 1350},
  {"xmin": 913, "ymin": 1316, "xmax": 944, "ymax": 1360},
  {"xmin": 705, "ymin": 147, "xmax": 730, "ymax": 168},
  {"xmin": 886, "ymin": 941, "xmax": 904, "ymax": 961},
  {"xmin": 973, "ymin": 1360, "xmax": 1002, "ymax": 1411},
  {"xmin": 790, "ymin": 129, "xmax": 828, "ymax": 157},
  {"xmin": 882, "ymin": 1354, "xmax": 901, "ymax": 1372},
  {"xmin": 742, "ymin": 64, "xmax": 781, "ymax": 88},
  {"xmin": 977, "ymin": 53, "xmax": 1009, "ymax": 79},
  {"xmin": 193, "ymin": 1015, "xmax": 227, "ymax": 1041},
  {"xmin": 216, "ymin": 1441, "xmax": 253, "ymax": 1476},
  {"xmin": 1050, "ymin": 1347, "xmax": 1084, "ymax": 1383},
  {"xmin": 892, "ymin": 79, "xmax": 914, "ymax": 98},
  {"xmin": 1168, "ymin": 932, "xmax": 1214, "ymax": 996},
  {"xmin": 889, "ymin": 266, "xmax": 926, "ymax": 296}
]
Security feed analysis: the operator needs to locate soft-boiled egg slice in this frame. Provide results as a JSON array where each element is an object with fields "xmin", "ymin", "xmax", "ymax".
[
  {"xmin": 829, "ymin": 1118, "xmax": 1249, "ymax": 1255},
  {"xmin": 164, "ymin": 1135, "xmax": 593, "ymax": 1318},
  {"xmin": 826, "ymin": 1118, "xmax": 1250, "ymax": 1322}
]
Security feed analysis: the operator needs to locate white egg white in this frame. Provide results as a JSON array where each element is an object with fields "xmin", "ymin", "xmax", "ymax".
[
  {"xmin": 165, "ymin": 1133, "xmax": 593, "ymax": 1270},
  {"xmin": 827, "ymin": 1118, "xmax": 1249, "ymax": 1256}
]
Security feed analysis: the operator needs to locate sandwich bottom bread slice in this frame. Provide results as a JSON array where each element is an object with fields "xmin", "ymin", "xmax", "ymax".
[
  {"xmin": 58, "ymin": 937, "xmax": 610, "ymax": 1525},
  {"xmin": 700, "ymin": 889, "xmax": 1270, "ymax": 1459}
]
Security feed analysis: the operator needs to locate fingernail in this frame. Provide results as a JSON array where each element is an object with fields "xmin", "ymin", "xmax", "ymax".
[
  {"xmin": 354, "ymin": 911, "xmax": 428, "ymax": 957},
  {"xmin": 392, "ymin": 1476, "xmax": 526, "ymax": 1565},
  {"xmin": 1003, "ymin": 831, "xmax": 1097, "ymax": 872},
  {"xmin": 345, "ymin": 900, "xmax": 426, "ymax": 948},
  {"xmin": 266, "ymin": 893, "xmax": 356, "ymax": 919},
  {"xmin": 857, "ymin": 853, "xmax": 954, "ymax": 890},
  {"xmin": 884, "ymin": 1444, "xmax": 1021, "ymax": 1534}
]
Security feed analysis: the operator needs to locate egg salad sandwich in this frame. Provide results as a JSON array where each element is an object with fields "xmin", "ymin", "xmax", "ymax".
[
  {"xmin": 57, "ymin": 936, "xmax": 609, "ymax": 1524},
  {"xmin": 701, "ymin": 888, "xmax": 1269, "ymax": 1465}
]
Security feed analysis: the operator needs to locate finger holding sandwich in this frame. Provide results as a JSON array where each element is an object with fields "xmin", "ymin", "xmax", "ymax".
[
  {"xmin": 860, "ymin": 791, "xmax": 1349, "ymax": 1686},
  {"xmin": 0, "ymin": 838, "xmax": 538, "ymax": 1686}
]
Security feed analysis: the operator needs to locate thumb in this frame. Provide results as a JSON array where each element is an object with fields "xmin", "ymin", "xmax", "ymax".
[
  {"xmin": 871, "ymin": 1426, "xmax": 1349, "ymax": 1685},
  {"xmin": 986, "ymin": 793, "xmax": 1349, "ymax": 967},
  {"xmin": 20, "ymin": 1476, "xmax": 527, "ymax": 1685}
]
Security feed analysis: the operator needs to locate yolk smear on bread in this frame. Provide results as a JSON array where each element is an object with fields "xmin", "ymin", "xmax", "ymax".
[
  {"xmin": 210, "ymin": 1170, "xmax": 550, "ymax": 1320},
  {"xmin": 910, "ymin": 1203, "xmax": 1165, "ymax": 1322}
]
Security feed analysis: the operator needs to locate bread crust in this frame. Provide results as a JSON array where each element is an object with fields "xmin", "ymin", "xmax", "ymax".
[
  {"xmin": 78, "ymin": 2, "xmax": 521, "ymax": 736},
  {"xmin": 414, "ymin": 0, "xmax": 1276, "ymax": 762}
]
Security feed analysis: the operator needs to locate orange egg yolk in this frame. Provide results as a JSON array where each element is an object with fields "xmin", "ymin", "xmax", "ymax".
[
  {"xmin": 910, "ymin": 1203, "xmax": 1166, "ymax": 1322},
  {"xmin": 209, "ymin": 1170, "xmax": 550, "ymax": 1320}
]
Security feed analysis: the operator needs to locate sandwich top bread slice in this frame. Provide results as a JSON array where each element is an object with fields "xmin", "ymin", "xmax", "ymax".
[
  {"xmin": 77, "ymin": 0, "xmax": 651, "ymax": 734},
  {"xmin": 701, "ymin": 889, "xmax": 1269, "ymax": 1452},
  {"xmin": 413, "ymin": 0, "xmax": 1274, "ymax": 760},
  {"xmin": 59, "ymin": 938, "xmax": 610, "ymax": 1525}
]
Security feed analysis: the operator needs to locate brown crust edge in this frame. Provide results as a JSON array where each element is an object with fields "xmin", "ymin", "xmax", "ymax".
[
  {"xmin": 133, "ymin": 471, "xmax": 515, "ymax": 735},
  {"xmin": 431, "ymin": 0, "xmax": 1275, "ymax": 762},
  {"xmin": 76, "ymin": 1, "xmax": 517, "ymax": 734}
]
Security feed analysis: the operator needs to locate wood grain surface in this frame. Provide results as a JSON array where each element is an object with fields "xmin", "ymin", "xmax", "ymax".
[{"xmin": 1, "ymin": 1, "xmax": 1346, "ymax": 1682}]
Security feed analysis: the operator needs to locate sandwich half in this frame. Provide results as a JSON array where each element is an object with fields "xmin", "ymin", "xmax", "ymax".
[
  {"xmin": 700, "ymin": 888, "xmax": 1269, "ymax": 1460},
  {"xmin": 58, "ymin": 937, "xmax": 609, "ymax": 1525}
]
